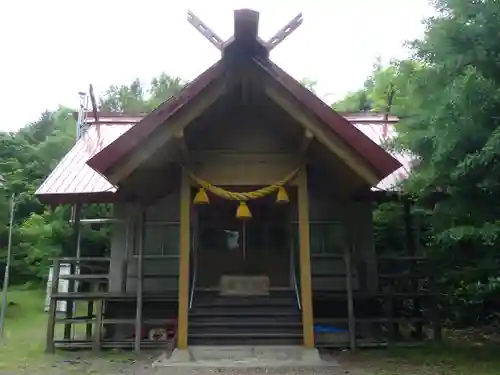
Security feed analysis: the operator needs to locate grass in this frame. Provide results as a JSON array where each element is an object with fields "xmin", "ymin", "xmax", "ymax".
[
  {"xmin": 0, "ymin": 288, "xmax": 52, "ymax": 372},
  {"xmin": 0, "ymin": 288, "xmax": 136, "ymax": 374},
  {"xmin": 2, "ymin": 289, "xmax": 500, "ymax": 374}
]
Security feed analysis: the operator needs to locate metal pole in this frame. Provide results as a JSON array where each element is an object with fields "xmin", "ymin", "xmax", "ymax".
[{"xmin": 0, "ymin": 194, "xmax": 15, "ymax": 339}]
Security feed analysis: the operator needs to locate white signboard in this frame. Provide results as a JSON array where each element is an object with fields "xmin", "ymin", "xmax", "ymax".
[{"xmin": 44, "ymin": 263, "xmax": 71, "ymax": 313}]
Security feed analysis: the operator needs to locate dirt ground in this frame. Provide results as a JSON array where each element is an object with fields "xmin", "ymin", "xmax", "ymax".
[
  {"xmin": 5, "ymin": 345, "xmax": 500, "ymax": 375},
  {"xmin": 10, "ymin": 351, "xmax": 354, "ymax": 375}
]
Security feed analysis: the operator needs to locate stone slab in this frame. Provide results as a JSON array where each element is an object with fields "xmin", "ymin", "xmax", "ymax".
[
  {"xmin": 153, "ymin": 345, "xmax": 335, "ymax": 368},
  {"xmin": 219, "ymin": 275, "xmax": 270, "ymax": 296}
]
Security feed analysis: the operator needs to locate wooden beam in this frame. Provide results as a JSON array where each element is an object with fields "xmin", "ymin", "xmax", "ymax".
[
  {"xmin": 190, "ymin": 151, "xmax": 294, "ymax": 163},
  {"xmin": 173, "ymin": 128, "xmax": 191, "ymax": 166},
  {"xmin": 187, "ymin": 10, "xmax": 224, "ymax": 50},
  {"xmin": 263, "ymin": 85, "xmax": 380, "ymax": 186},
  {"xmin": 107, "ymin": 79, "xmax": 226, "ymax": 184},
  {"xmin": 177, "ymin": 169, "xmax": 191, "ymax": 350},
  {"xmin": 89, "ymin": 84, "xmax": 99, "ymax": 122},
  {"xmin": 297, "ymin": 167, "xmax": 314, "ymax": 348},
  {"xmin": 266, "ymin": 13, "xmax": 303, "ymax": 51},
  {"xmin": 234, "ymin": 9, "xmax": 259, "ymax": 43}
]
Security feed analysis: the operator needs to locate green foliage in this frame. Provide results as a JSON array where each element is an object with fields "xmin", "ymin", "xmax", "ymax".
[
  {"xmin": 99, "ymin": 73, "xmax": 186, "ymax": 113},
  {"xmin": 333, "ymin": 90, "xmax": 371, "ymax": 112},
  {"xmin": 0, "ymin": 73, "xmax": 185, "ymax": 286},
  {"xmin": 332, "ymin": 58, "xmax": 423, "ymax": 115},
  {"xmin": 299, "ymin": 77, "xmax": 318, "ymax": 94},
  {"xmin": 346, "ymin": 0, "xmax": 500, "ymax": 326}
]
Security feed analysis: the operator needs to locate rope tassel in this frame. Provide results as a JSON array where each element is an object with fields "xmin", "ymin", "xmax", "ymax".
[
  {"xmin": 193, "ymin": 188, "xmax": 209, "ymax": 205},
  {"xmin": 236, "ymin": 201, "xmax": 252, "ymax": 219},
  {"xmin": 185, "ymin": 165, "xmax": 300, "ymax": 219},
  {"xmin": 276, "ymin": 186, "xmax": 289, "ymax": 204}
]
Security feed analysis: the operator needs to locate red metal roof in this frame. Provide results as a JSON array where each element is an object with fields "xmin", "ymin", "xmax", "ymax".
[
  {"xmin": 36, "ymin": 119, "xmax": 137, "ymax": 204},
  {"xmin": 87, "ymin": 9, "xmax": 401, "ymax": 183},
  {"xmin": 348, "ymin": 114, "xmax": 413, "ymax": 190},
  {"xmin": 36, "ymin": 111, "xmax": 407, "ymax": 204}
]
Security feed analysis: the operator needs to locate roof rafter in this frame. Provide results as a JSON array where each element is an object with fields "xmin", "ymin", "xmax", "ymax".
[
  {"xmin": 266, "ymin": 13, "xmax": 303, "ymax": 51},
  {"xmin": 187, "ymin": 10, "xmax": 224, "ymax": 51},
  {"xmin": 187, "ymin": 10, "xmax": 303, "ymax": 52}
]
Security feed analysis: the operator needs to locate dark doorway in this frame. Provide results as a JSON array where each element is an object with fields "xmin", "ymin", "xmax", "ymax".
[{"xmin": 195, "ymin": 195, "xmax": 291, "ymax": 288}]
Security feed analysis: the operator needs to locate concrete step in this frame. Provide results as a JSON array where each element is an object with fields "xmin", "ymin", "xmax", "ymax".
[
  {"xmin": 189, "ymin": 316, "xmax": 301, "ymax": 325},
  {"xmin": 188, "ymin": 345, "xmax": 307, "ymax": 361},
  {"xmin": 190, "ymin": 324, "xmax": 302, "ymax": 337},
  {"xmin": 188, "ymin": 333, "xmax": 303, "ymax": 346},
  {"xmin": 188, "ymin": 290, "xmax": 302, "ymax": 346},
  {"xmin": 190, "ymin": 307, "xmax": 300, "ymax": 317},
  {"xmin": 193, "ymin": 296, "xmax": 298, "ymax": 307}
]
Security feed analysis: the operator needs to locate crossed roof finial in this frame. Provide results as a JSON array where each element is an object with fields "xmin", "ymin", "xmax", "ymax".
[{"xmin": 187, "ymin": 9, "xmax": 303, "ymax": 52}]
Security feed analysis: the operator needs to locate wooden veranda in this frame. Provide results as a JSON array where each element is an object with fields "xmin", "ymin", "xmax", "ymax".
[{"xmin": 44, "ymin": 191, "xmax": 442, "ymax": 352}]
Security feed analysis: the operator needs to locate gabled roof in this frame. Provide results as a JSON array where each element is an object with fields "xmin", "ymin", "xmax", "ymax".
[
  {"xmin": 87, "ymin": 9, "xmax": 401, "ymax": 183},
  {"xmin": 37, "ymin": 10, "xmax": 404, "ymax": 205}
]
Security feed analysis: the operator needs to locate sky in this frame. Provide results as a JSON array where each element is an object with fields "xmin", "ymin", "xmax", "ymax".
[{"xmin": 0, "ymin": 0, "xmax": 435, "ymax": 132}]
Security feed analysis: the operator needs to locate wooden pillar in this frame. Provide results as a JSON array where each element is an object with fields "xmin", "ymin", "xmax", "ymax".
[
  {"xmin": 92, "ymin": 283, "xmax": 103, "ymax": 352},
  {"xmin": 134, "ymin": 208, "xmax": 145, "ymax": 353},
  {"xmin": 85, "ymin": 301, "xmax": 93, "ymax": 339},
  {"xmin": 121, "ymin": 213, "xmax": 131, "ymax": 293},
  {"xmin": 297, "ymin": 167, "xmax": 314, "ymax": 348},
  {"xmin": 430, "ymin": 274, "xmax": 442, "ymax": 342},
  {"xmin": 177, "ymin": 170, "xmax": 191, "ymax": 350},
  {"xmin": 64, "ymin": 203, "xmax": 81, "ymax": 340},
  {"xmin": 404, "ymin": 199, "xmax": 423, "ymax": 338},
  {"xmin": 345, "ymin": 247, "xmax": 356, "ymax": 352},
  {"xmin": 45, "ymin": 259, "xmax": 60, "ymax": 353},
  {"xmin": 404, "ymin": 200, "xmax": 415, "ymax": 255}
]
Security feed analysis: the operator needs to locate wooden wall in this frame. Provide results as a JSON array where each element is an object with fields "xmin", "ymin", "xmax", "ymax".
[
  {"xmin": 108, "ymin": 96, "xmax": 377, "ymax": 294},
  {"xmin": 108, "ymin": 191, "xmax": 181, "ymax": 293},
  {"xmin": 108, "ymin": 183, "xmax": 376, "ymax": 294}
]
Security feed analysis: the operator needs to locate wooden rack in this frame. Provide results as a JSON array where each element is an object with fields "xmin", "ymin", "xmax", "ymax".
[
  {"xmin": 45, "ymin": 257, "xmax": 178, "ymax": 353},
  {"xmin": 313, "ymin": 254, "xmax": 441, "ymax": 350}
]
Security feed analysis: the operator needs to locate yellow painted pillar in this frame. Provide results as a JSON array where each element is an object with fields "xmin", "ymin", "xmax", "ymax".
[
  {"xmin": 177, "ymin": 170, "xmax": 191, "ymax": 349},
  {"xmin": 297, "ymin": 167, "xmax": 315, "ymax": 348}
]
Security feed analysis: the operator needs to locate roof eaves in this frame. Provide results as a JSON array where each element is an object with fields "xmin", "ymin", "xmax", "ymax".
[
  {"xmin": 36, "ymin": 191, "xmax": 118, "ymax": 205},
  {"xmin": 252, "ymin": 57, "xmax": 402, "ymax": 180},
  {"xmin": 87, "ymin": 60, "xmax": 224, "ymax": 176}
]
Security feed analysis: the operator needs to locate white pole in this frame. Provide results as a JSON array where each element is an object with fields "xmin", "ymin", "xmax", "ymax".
[{"xmin": 0, "ymin": 194, "xmax": 15, "ymax": 339}]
